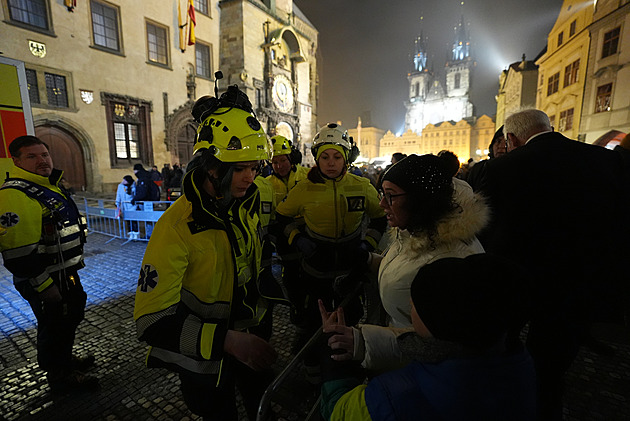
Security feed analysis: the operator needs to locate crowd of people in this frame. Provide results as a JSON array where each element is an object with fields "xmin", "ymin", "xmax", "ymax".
[{"xmin": 2, "ymin": 84, "xmax": 629, "ymax": 421}]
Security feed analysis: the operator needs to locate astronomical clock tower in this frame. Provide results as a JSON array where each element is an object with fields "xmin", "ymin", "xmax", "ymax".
[{"xmin": 218, "ymin": 0, "xmax": 318, "ymax": 163}]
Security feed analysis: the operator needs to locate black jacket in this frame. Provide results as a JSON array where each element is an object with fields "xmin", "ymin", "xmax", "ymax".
[
  {"xmin": 478, "ymin": 132, "xmax": 630, "ymax": 307},
  {"xmin": 132, "ymin": 169, "xmax": 160, "ymax": 203}
]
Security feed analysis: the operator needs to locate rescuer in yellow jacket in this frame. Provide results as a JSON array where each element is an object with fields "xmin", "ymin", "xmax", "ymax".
[
  {"xmin": 134, "ymin": 86, "xmax": 280, "ymax": 421},
  {"xmin": 276, "ymin": 123, "xmax": 387, "ymax": 359},
  {"xmin": 266, "ymin": 134, "xmax": 309, "ymax": 204},
  {"xmin": 266, "ymin": 135, "xmax": 309, "ymax": 327},
  {"xmin": 0, "ymin": 135, "xmax": 97, "ymax": 392}
]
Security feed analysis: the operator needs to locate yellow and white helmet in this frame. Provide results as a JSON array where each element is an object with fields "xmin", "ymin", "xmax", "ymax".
[{"xmin": 311, "ymin": 122, "xmax": 359, "ymax": 164}]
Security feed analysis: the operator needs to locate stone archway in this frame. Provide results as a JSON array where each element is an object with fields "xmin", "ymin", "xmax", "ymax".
[
  {"xmin": 33, "ymin": 114, "xmax": 100, "ymax": 192},
  {"xmin": 176, "ymin": 122, "xmax": 197, "ymax": 167},
  {"xmin": 165, "ymin": 100, "xmax": 197, "ymax": 167},
  {"xmin": 35, "ymin": 125, "xmax": 87, "ymax": 191}
]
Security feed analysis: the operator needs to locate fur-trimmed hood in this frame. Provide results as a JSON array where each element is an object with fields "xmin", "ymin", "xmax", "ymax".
[{"xmin": 397, "ymin": 180, "xmax": 489, "ymax": 257}]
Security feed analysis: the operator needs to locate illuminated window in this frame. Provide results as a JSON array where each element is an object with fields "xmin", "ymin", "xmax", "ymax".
[
  {"xmin": 570, "ymin": 20, "xmax": 576, "ymax": 37},
  {"xmin": 103, "ymin": 93, "xmax": 152, "ymax": 167},
  {"xmin": 563, "ymin": 59, "xmax": 580, "ymax": 87},
  {"xmin": 547, "ymin": 72, "xmax": 560, "ymax": 96},
  {"xmin": 114, "ymin": 122, "xmax": 139, "ymax": 159},
  {"xmin": 91, "ymin": 0, "xmax": 121, "ymax": 52},
  {"xmin": 595, "ymin": 83, "xmax": 612, "ymax": 113},
  {"xmin": 7, "ymin": 0, "xmax": 50, "ymax": 31},
  {"xmin": 557, "ymin": 31, "xmax": 564, "ymax": 47},
  {"xmin": 147, "ymin": 21, "xmax": 169, "ymax": 66},
  {"xmin": 602, "ymin": 27, "xmax": 620, "ymax": 58},
  {"xmin": 195, "ymin": 42, "xmax": 212, "ymax": 78},
  {"xmin": 559, "ymin": 108, "xmax": 574, "ymax": 131}
]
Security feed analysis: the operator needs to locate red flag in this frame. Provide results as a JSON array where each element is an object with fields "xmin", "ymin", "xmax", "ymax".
[{"xmin": 187, "ymin": 0, "xmax": 196, "ymax": 46}]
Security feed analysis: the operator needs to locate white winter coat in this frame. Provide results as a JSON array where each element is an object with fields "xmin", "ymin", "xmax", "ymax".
[{"xmin": 357, "ymin": 180, "xmax": 489, "ymax": 371}]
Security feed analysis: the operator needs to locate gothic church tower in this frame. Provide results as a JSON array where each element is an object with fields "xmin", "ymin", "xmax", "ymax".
[
  {"xmin": 404, "ymin": 13, "xmax": 474, "ymax": 135},
  {"xmin": 408, "ymin": 32, "xmax": 431, "ymax": 101}
]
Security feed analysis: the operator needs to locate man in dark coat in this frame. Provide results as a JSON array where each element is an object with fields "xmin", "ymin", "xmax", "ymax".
[
  {"xmin": 132, "ymin": 164, "xmax": 160, "ymax": 204},
  {"xmin": 477, "ymin": 109, "xmax": 630, "ymax": 421}
]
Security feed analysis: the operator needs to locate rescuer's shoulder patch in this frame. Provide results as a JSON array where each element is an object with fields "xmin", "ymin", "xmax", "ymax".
[
  {"xmin": 137, "ymin": 263, "xmax": 158, "ymax": 292},
  {"xmin": 0, "ymin": 212, "xmax": 19, "ymax": 228}
]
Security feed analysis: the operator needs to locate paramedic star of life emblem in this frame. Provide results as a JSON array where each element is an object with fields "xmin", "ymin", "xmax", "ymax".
[
  {"xmin": 138, "ymin": 264, "xmax": 158, "ymax": 292},
  {"xmin": 0, "ymin": 212, "xmax": 19, "ymax": 228}
]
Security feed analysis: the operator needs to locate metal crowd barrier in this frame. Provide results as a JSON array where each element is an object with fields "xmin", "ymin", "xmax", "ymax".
[
  {"xmin": 256, "ymin": 281, "xmax": 365, "ymax": 421},
  {"xmin": 80, "ymin": 197, "xmax": 173, "ymax": 244}
]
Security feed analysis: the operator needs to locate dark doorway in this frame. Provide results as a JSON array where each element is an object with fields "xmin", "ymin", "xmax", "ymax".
[
  {"xmin": 176, "ymin": 122, "xmax": 197, "ymax": 167},
  {"xmin": 36, "ymin": 125, "xmax": 87, "ymax": 191}
]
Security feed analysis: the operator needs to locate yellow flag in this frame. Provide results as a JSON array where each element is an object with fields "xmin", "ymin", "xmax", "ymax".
[{"xmin": 178, "ymin": 0, "xmax": 186, "ymax": 52}]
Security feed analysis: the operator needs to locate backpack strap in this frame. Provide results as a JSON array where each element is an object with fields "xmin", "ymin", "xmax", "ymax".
[{"xmin": 1, "ymin": 178, "xmax": 82, "ymax": 224}]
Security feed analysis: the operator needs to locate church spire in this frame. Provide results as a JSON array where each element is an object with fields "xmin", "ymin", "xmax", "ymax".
[
  {"xmin": 413, "ymin": 16, "xmax": 429, "ymax": 72},
  {"xmin": 452, "ymin": 3, "xmax": 470, "ymax": 61}
]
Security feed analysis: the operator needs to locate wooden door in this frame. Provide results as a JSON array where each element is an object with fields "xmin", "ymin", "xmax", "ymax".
[
  {"xmin": 176, "ymin": 122, "xmax": 196, "ymax": 167},
  {"xmin": 35, "ymin": 125, "xmax": 87, "ymax": 191}
]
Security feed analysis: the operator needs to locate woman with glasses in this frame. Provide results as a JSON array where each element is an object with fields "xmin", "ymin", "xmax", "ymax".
[
  {"xmin": 322, "ymin": 153, "xmax": 489, "ymax": 372},
  {"xmin": 275, "ymin": 123, "xmax": 387, "ymax": 368}
]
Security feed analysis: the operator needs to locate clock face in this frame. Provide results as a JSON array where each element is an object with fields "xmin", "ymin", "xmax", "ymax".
[
  {"xmin": 276, "ymin": 121, "xmax": 293, "ymax": 142},
  {"xmin": 272, "ymin": 75, "xmax": 294, "ymax": 113}
]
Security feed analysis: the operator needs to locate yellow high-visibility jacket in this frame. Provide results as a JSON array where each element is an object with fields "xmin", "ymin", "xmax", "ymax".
[
  {"xmin": 276, "ymin": 171, "xmax": 385, "ymax": 249},
  {"xmin": 0, "ymin": 166, "xmax": 86, "ymax": 292},
  {"xmin": 266, "ymin": 164, "xmax": 309, "ymax": 205},
  {"xmin": 134, "ymin": 168, "xmax": 270, "ymax": 384},
  {"xmin": 254, "ymin": 175, "xmax": 276, "ymax": 231}
]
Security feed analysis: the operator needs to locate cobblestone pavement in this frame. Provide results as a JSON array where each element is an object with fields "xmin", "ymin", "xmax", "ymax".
[{"xmin": 1, "ymin": 232, "xmax": 629, "ymax": 421}]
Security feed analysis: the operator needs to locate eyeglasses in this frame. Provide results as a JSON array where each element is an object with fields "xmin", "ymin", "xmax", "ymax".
[{"xmin": 378, "ymin": 190, "xmax": 407, "ymax": 205}]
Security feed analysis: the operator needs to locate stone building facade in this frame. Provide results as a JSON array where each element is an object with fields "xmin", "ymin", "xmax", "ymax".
[
  {"xmin": 495, "ymin": 56, "xmax": 539, "ymax": 129},
  {"xmin": 579, "ymin": 0, "xmax": 630, "ymax": 143},
  {"xmin": 535, "ymin": 0, "xmax": 594, "ymax": 140},
  {"xmin": 218, "ymin": 0, "xmax": 318, "ymax": 166},
  {"xmin": 363, "ymin": 114, "xmax": 495, "ymax": 164},
  {"xmin": 1, "ymin": 0, "xmax": 221, "ymax": 192},
  {"xmin": 347, "ymin": 118, "xmax": 384, "ymax": 162},
  {"xmin": 1, "ymin": 0, "xmax": 318, "ymax": 192}
]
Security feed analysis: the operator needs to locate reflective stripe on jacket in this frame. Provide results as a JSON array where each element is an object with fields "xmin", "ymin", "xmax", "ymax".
[
  {"xmin": 276, "ymin": 171, "xmax": 385, "ymax": 245},
  {"xmin": 134, "ymin": 168, "xmax": 267, "ymax": 384},
  {"xmin": 0, "ymin": 166, "xmax": 86, "ymax": 292}
]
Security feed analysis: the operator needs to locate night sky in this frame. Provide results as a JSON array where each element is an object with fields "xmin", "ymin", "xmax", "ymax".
[{"xmin": 293, "ymin": 0, "xmax": 564, "ymax": 133}]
